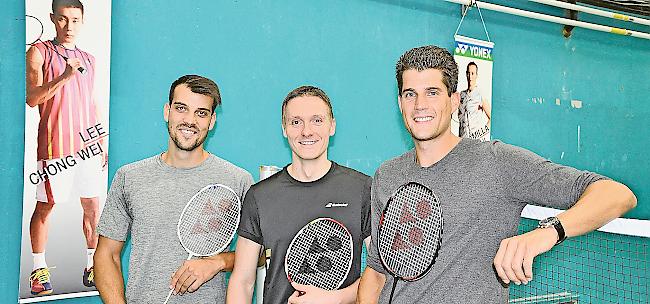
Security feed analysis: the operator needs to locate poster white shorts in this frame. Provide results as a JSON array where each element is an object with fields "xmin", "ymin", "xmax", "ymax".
[{"xmin": 35, "ymin": 155, "xmax": 104, "ymax": 204}]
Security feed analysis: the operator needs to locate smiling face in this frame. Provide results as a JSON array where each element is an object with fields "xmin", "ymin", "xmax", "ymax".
[
  {"xmin": 398, "ymin": 68, "xmax": 459, "ymax": 143},
  {"xmin": 164, "ymin": 84, "xmax": 216, "ymax": 152},
  {"xmin": 282, "ymin": 95, "xmax": 336, "ymax": 162},
  {"xmin": 50, "ymin": 7, "xmax": 83, "ymax": 46}
]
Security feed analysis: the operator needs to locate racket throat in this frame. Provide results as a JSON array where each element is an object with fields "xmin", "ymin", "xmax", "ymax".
[{"xmin": 388, "ymin": 276, "xmax": 399, "ymax": 304}]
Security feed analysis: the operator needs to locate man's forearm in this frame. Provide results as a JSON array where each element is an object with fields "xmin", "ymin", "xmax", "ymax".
[
  {"xmin": 207, "ymin": 251, "xmax": 235, "ymax": 272},
  {"xmin": 559, "ymin": 180, "xmax": 636, "ymax": 238},
  {"xmin": 356, "ymin": 267, "xmax": 386, "ymax": 304},
  {"xmin": 332, "ymin": 278, "xmax": 361, "ymax": 304},
  {"xmin": 95, "ymin": 253, "xmax": 126, "ymax": 304},
  {"xmin": 225, "ymin": 275, "xmax": 255, "ymax": 304},
  {"xmin": 26, "ymin": 73, "xmax": 72, "ymax": 107}
]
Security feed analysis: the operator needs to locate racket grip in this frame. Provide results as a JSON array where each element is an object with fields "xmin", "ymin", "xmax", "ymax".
[{"xmin": 162, "ymin": 289, "xmax": 173, "ymax": 304}]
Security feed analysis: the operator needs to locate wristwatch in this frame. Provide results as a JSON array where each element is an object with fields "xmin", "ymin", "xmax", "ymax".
[{"xmin": 537, "ymin": 217, "xmax": 567, "ymax": 244}]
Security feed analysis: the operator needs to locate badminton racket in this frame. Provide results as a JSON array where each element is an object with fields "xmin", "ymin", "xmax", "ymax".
[
  {"xmin": 162, "ymin": 184, "xmax": 241, "ymax": 304},
  {"xmin": 378, "ymin": 182, "xmax": 443, "ymax": 304},
  {"xmin": 26, "ymin": 14, "xmax": 86, "ymax": 75},
  {"xmin": 285, "ymin": 218, "xmax": 353, "ymax": 294}
]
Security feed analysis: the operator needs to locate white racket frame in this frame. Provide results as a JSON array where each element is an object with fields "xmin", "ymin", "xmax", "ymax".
[
  {"xmin": 176, "ymin": 183, "xmax": 241, "ymax": 257},
  {"xmin": 163, "ymin": 183, "xmax": 241, "ymax": 304}
]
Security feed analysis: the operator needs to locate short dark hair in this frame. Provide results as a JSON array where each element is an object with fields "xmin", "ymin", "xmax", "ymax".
[
  {"xmin": 281, "ymin": 85, "xmax": 333, "ymax": 123},
  {"xmin": 396, "ymin": 45, "xmax": 459, "ymax": 97},
  {"xmin": 52, "ymin": 0, "xmax": 84, "ymax": 15},
  {"xmin": 168, "ymin": 75, "xmax": 221, "ymax": 112},
  {"xmin": 467, "ymin": 61, "xmax": 478, "ymax": 71}
]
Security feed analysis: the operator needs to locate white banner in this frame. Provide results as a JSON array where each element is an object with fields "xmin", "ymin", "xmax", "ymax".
[
  {"xmin": 20, "ymin": 0, "xmax": 111, "ymax": 301},
  {"xmin": 452, "ymin": 35, "xmax": 494, "ymax": 142}
]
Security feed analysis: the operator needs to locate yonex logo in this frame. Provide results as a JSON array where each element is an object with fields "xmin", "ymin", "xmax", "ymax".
[
  {"xmin": 325, "ymin": 202, "xmax": 349, "ymax": 208},
  {"xmin": 298, "ymin": 236, "xmax": 342, "ymax": 274},
  {"xmin": 391, "ymin": 200, "xmax": 432, "ymax": 251},
  {"xmin": 456, "ymin": 43, "xmax": 469, "ymax": 55}
]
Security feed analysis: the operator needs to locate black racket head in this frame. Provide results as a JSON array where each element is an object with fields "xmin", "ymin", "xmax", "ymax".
[
  {"xmin": 26, "ymin": 15, "xmax": 44, "ymax": 46},
  {"xmin": 177, "ymin": 184, "xmax": 241, "ymax": 257},
  {"xmin": 285, "ymin": 218, "xmax": 353, "ymax": 291},
  {"xmin": 378, "ymin": 182, "xmax": 442, "ymax": 281}
]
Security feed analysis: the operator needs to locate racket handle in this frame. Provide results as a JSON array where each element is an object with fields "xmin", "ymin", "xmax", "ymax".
[
  {"xmin": 388, "ymin": 277, "xmax": 398, "ymax": 304},
  {"xmin": 163, "ymin": 253, "xmax": 192, "ymax": 303},
  {"xmin": 162, "ymin": 290, "xmax": 173, "ymax": 304},
  {"xmin": 58, "ymin": 54, "xmax": 86, "ymax": 75}
]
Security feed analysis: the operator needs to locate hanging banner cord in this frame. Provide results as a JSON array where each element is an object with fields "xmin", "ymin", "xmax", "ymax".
[{"xmin": 454, "ymin": 0, "xmax": 492, "ymax": 42}]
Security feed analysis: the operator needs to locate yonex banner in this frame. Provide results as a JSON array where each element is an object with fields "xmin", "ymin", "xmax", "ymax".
[
  {"xmin": 20, "ymin": 0, "xmax": 111, "ymax": 302},
  {"xmin": 451, "ymin": 35, "xmax": 494, "ymax": 142}
]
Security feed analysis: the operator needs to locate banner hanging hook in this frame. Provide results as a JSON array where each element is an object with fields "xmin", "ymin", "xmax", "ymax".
[{"xmin": 454, "ymin": 0, "xmax": 492, "ymax": 42}]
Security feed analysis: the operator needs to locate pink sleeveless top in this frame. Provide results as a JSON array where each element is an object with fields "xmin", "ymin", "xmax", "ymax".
[{"xmin": 33, "ymin": 40, "xmax": 98, "ymax": 160}]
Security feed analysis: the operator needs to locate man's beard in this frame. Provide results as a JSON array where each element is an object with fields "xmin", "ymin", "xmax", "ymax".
[{"xmin": 168, "ymin": 122, "xmax": 206, "ymax": 151}]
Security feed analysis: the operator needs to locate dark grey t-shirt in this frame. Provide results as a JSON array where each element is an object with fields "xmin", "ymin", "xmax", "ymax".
[
  {"xmin": 238, "ymin": 162, "xmax": 371, "ymax": 304},
  {"xmin": 97, "ymin": 154, "xmax": 253, "ymax": 304},
  {"xmin": 366, "ymin": 139, "xmax": 606, "ymax": 303}
]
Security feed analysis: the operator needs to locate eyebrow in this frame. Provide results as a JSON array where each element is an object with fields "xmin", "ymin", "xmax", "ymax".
[
  {"xmin": 171, "ymin": 101, "xmax": 212, "ymax": 114},
  {"xmin": 54, "ymin": 15, "xmax": 80, "ymax": 20},
  {"xmin": 401, "ymin": 88, "xmax": 415, "ymax": 95},
  {"xmin": 401, "ymin": 87, "xmax": 441, "ymax": 94}
]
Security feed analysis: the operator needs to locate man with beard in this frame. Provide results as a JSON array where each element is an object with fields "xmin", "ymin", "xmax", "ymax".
[
  {"xmin": 94, "ymin": 75, "xmax": 253, "ymax": 303},
  {"xmin": 356, "ymin": 46, "xmax": 636, "ymax": 303}
]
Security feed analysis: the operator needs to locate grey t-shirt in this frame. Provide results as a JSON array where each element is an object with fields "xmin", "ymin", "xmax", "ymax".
[
  {"xmin": 97, "ymin": 154, "xmax": 253, "ymax": 304},
  {"xmin": 366, "ymin": 139, "xmax": 606, "ymax": 303},
  {"xmin": 238, "ymin": 162, "xmax": 372, "ymax": 304}
]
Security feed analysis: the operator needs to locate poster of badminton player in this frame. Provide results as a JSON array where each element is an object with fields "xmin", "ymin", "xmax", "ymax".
[
  {"xmin": 20, "ymin": 0, "xmax": 111, "ymax": 301},
  {"xmin": 452, "ymin": 35, "xmax": 493, "ymax": 142}
]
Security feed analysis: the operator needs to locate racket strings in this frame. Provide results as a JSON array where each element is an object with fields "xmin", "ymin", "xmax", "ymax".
[
  {"xmin": 287, "ymin": 219, "xmax": 353, "ymax": 290},
  {"xmin": 178, "ymin": 185, "xmax": 240, "ymax": 256},
  {"xmin": 379, "ymin": 183, "xmax": 443, "ymax": 280}
]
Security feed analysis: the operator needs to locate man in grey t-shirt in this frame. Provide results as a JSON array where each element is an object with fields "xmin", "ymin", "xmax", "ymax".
[
  {"xmin": 94, "ymin": 75, "xmax": 253, "ymax": 303},
  {"xmin": 356, "ymin": 46, "xmax": 636, "ymax": 303}
]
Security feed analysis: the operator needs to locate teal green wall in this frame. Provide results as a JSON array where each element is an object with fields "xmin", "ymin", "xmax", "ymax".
[{"xmin": 1, "ymin": 0, "xmax": 648, "ymax": 302}]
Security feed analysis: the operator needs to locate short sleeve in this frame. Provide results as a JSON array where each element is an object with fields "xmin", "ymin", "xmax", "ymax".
[
  {"xmin": 361, "ymin": 176, "xmax": 372, "ymax": 240},
  {"xmin": 97, "ymin": 167, "xmax": 132, "ymax": 241},
  {"xmin": 237, "ymin": 188, "xmax": 263, "ymax": 245},
  {"xmin": 366, "ymin": 172, "xmax": 387, "ymax": 274}
]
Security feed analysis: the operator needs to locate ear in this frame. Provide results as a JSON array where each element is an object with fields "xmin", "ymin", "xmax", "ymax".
[
  {"xmin": 281, "ymin": 124, "xmax": 287, "ymax": 138},
  {"xmin": 208, "ymin": 112, "xmax": 216, "ymax": 130},
  {"xmin": 451, "ymin": 92, "xmax": 460, "ymax": 113},
  {"xmin": 49, "ymin": 13, "xmax": 55, "ymax": 24},
  {"xmin": 163, "ymin": 103, "xmax": 170, "ymax": 123},
  {"xmin": 329, "ymin": 118, "xmax": 336, "ymax": 136},
  {"xmin": 397, "ymin": 96, "xmax": 403, "ymax": 114}
]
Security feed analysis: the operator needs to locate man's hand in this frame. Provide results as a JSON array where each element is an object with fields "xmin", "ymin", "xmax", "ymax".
[
  {"xmin": 288, "ymin": 282, "xmax": 343, "ymax": 304},
  {"xmin": 169, "ymin": 258, "xmax": 224, "ymax": 295},
  {"xmin": 493, "ymin": 227, "xmax": 557, "ymax": 285},
  {"xmin": 63, "ymin": 58, "xmax": 84, "ymax": 78}
]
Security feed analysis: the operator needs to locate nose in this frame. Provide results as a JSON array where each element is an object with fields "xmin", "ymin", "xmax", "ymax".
[
  {"xmin": 180, "ymin": 111, "xmax": 198, "ymax": 125},
  {"xmin": 414, "ymin": 95, "xmax": 427, "ymax": 111},
  {"xmin": 301, "ymin": 123, "xmax": 314, "ymax": 137}
]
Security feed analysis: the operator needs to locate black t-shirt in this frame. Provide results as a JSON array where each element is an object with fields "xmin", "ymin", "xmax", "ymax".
[{"xmin": 238, "ymin": 162, "xmax": 371, "ymax": 304}]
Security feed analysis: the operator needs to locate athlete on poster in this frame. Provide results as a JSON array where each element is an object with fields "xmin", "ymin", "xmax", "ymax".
[
  {"xmin": 20, "ymin": 0, "xmax": 111, "ymax": 301},
  {"xmin": 452, "ymin": 35, "xmax": 494, "ymax": 142}
]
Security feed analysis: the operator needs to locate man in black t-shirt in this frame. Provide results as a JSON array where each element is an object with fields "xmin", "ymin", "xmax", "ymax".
[{"xmin": 227, "ymin": 86, "xmax": 371, "ymax": 304}]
